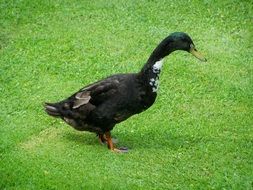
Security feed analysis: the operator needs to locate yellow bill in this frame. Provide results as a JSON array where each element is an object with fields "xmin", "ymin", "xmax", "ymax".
[{"xmin": 190, "ymin": 45, "xmax": 207, "ymax": 62}]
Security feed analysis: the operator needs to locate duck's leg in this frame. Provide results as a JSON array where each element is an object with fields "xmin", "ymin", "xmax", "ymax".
[
  {"xmin": 98, "ymin": 134, "xmax": 107, "ymax": 145},
  {"xmin": 98, "ymin": 134, "xmax": 118, "ymax": 145},
  {"xmin": 105, "ymin": 131, "xmax": 128, "ymax": 153}
]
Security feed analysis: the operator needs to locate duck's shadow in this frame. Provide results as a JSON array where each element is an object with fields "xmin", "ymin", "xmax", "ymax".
[
  {"xmin": 63, "ymin": 129, "xmax": 205, "ymax": 151},
  {"xmin": 63, "ymin": 131, "xmax": 98, "ymax": 146}
]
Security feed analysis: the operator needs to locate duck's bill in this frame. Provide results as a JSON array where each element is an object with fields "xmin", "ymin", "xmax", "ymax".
[{"xmin": 190, "ymin": 47, "xmax": 207, "ymax": 62}]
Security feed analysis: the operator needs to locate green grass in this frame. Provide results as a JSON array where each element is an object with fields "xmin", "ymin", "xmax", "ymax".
[{"xmin": 1, "ymin": 0, "xmax": 252, "ymax": 189}]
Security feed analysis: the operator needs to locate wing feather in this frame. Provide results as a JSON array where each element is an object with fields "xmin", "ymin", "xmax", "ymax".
[{"xmin": 72, "ymin": 78, "xmax": 120, "ymax": 109}]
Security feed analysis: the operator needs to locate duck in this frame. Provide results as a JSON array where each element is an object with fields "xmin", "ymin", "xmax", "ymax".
[{"xmin": 45, "ymin": 32, "xmax": 207, "ymax": 153}]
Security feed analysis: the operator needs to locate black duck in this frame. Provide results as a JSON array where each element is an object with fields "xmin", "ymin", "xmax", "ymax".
[{"xmin": 45, "ymin": 32, "xmax": 207, "ymax": 152}]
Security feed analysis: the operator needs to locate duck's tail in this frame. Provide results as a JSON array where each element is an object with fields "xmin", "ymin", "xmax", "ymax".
[{"xmin": 44, "ymin": 102, "xmax": 61, "ymax": 117}]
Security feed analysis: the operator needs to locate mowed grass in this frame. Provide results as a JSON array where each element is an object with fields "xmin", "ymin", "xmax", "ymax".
[{"xmin": 0, "ymin": 0, "xmax": 252, "ymax": 189}]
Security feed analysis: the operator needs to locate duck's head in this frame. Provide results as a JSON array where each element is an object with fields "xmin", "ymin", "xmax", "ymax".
[
  {"xmin": 150, "ymin": 32, "xmax": 207, "ymax": 62},
  {"xmin": 164, "ymin": 32, "xmax": 207, "ymax": 62}
]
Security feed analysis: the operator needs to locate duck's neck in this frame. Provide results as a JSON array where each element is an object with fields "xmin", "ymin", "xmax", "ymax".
[
  {"xmin": 140, "ymin": 58, "xmax": 164, "ymax": 93},
  {"xmin": 139, "ymin": 40, "xmax": 174, "ymax": 93}
]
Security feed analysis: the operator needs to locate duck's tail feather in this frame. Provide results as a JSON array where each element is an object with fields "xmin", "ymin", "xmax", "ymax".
[{"xmin": 44, "ymin": 102, "xmax": 61, "ymax": 117}]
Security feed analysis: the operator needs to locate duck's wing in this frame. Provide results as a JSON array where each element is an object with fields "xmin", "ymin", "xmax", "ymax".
[
  {"xmin": 45, "ymin": 75, "xmax": 125, "ymax": 120},
  {"xmin": 72, "ymin": 77, "xmax": 120, "ymax": 109}
]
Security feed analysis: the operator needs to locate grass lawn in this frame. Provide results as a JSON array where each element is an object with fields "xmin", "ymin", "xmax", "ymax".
[{"xmin": 0, "ymin": 0, "xmax": 252, "ymax": 189}]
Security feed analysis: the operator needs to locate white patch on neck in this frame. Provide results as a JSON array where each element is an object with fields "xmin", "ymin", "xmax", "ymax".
[
  {"xmin": 152, "ymin": 59, "xmax": 164, "ymax": 73},
  {"xmin": 150, "ymin": 59, "xmax": 164, "ymax": 92}
]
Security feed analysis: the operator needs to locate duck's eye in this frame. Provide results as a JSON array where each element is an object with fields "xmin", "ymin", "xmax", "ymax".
[{"xmin": 190, "ymin": 44, "xmax": 197, "ymax": 51}]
